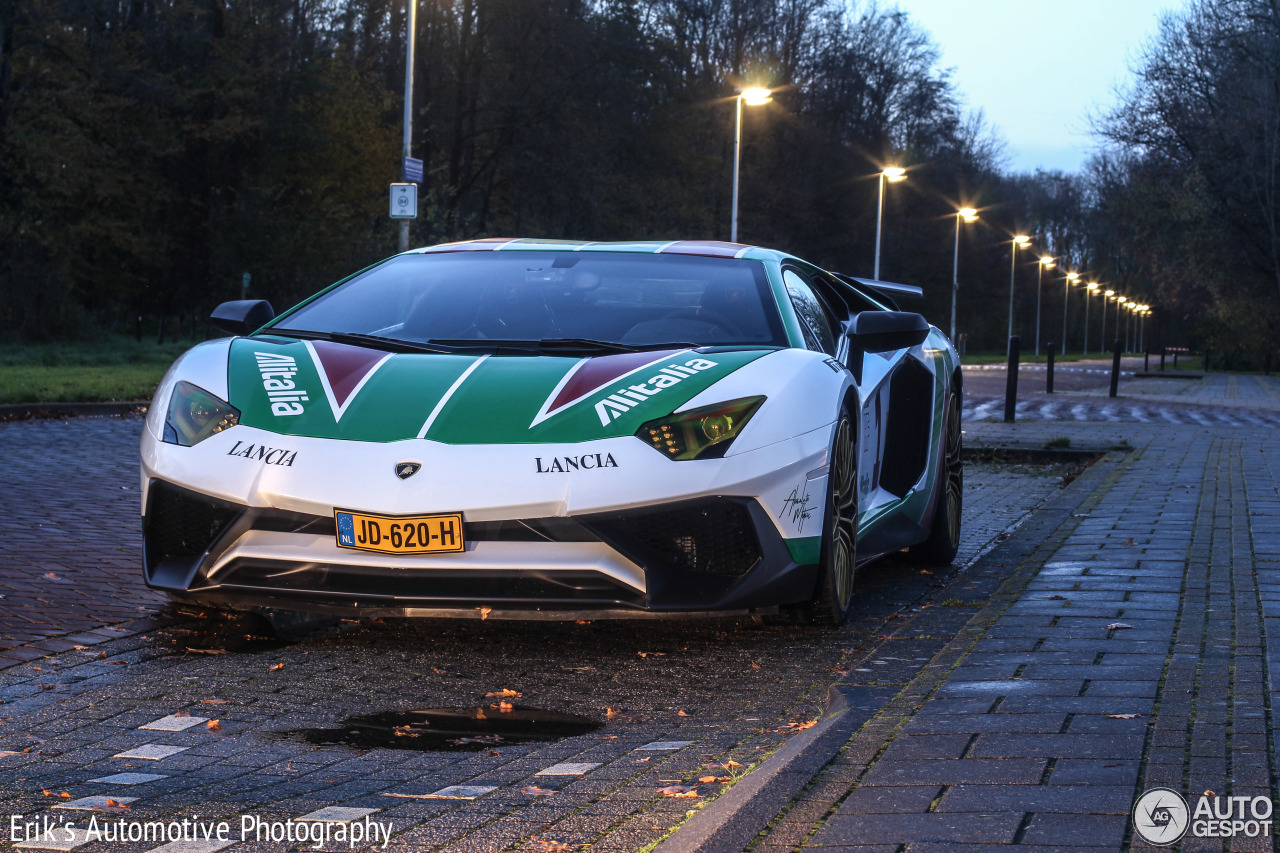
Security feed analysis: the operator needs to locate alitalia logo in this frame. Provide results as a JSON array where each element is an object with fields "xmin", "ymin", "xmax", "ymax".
[
  {"xmin": 593, "ymin": 357, "xmax": 718, "ymax": 426},
  {"xmin": 255, "ymin": 351, "xmax": 309, "ymax": 416}
]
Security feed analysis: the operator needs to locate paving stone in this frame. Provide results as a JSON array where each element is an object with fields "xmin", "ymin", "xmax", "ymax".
[
  {"xmin": 809, "ymin": 813, "xmax": 1023, "ymax": 846},
  {"xmin": 87, "ymin": 772, "xmax": 168, "ymax": 784},
  {"xmin": 140, "ymin": 715, "xmax": 209, "ymax": 732},
  {"xmin": 859, "ymin": 759, "xmax": 1047, "ymax": 787},
  {"xmin": 112, "ymin": 744, "xmax": 190, "ymax": 760}
]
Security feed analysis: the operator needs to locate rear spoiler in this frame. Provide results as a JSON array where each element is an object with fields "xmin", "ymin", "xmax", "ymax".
[{"xmin": 833, "ymin": 274, "xmax": 923, "ymax": 310}]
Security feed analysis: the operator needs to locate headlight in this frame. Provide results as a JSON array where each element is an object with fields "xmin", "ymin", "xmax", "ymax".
[
  {"xmin": 636, "ymin": 396, "xmax": 764, "ymax": 460},
  {"xmin": 163, "ymin": 381, "xmax": 240, "ymax": 446}
]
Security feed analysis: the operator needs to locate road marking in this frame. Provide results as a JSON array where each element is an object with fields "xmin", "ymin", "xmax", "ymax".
[
  {"xmin": 141, "ymin": 715, "xmax": 208, "ymax": 732},
  {"xmin": 53, "ymin": 795, "xmax": 139, "ymax": 810},
  {"xmin": 113, "ymin": 744, "xmax": 189, "ymax": 760},
  {"xmin": 297, "ymin": 806, "xmax": 380, "ymax": 822},
  {"xmin": 536, "ymin": 762, "xmax": 602, "ymax": 775},
  {"xmin": 88, "ymin": 772, "xmax": 168, "ymax": 784}
]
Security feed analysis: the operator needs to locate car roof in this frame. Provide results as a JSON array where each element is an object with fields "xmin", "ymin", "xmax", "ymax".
[{"xmin": 410, "ymin": 238, "xmax": 786, "ymax": 263}]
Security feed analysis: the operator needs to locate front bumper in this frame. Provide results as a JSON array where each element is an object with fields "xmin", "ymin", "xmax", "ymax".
[{"xmin": 143, "ymin": 480, "xmax": 816, "ymax": 617}]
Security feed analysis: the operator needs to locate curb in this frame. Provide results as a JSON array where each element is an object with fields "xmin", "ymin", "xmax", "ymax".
[
  {"xmin": 654, "ymin": 684, "xmax": 864, "ymax": 853},
  {"xmin": 0, "ymin": 401, "xmax": 149, "ymax": 420}
]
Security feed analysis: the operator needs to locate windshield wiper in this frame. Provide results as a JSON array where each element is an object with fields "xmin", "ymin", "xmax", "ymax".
[{"xmin": 266, "ymin": 329, "xmax": 460, "ymax": 354}]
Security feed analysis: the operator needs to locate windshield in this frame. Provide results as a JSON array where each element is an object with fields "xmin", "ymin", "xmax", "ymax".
[{"xmin": 270, "ymin": 251, "xmax": 787, "ymax": 349}]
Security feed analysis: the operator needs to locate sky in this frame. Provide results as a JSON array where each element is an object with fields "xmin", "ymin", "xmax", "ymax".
[{"xmin": 898, "ymin": 0, "xmax": 1179, "ymax": 174}]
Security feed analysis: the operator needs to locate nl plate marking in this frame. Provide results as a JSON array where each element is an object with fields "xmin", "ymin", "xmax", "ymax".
[{"xmin": 335, "ymin": 509, "xmax": 464, "ymax": 555}]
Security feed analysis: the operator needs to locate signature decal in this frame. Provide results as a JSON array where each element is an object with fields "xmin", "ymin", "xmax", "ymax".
[
  {"xmin": 593, "ymin": 358, "xmax": 719, "ymax": 426},
  {"xmin": 780, "ymin": 485, "xmax": 814, "ymax": 533},
  {"xmin": 535, "ymin": 453, "xmax": 618, "ymax": 473}
]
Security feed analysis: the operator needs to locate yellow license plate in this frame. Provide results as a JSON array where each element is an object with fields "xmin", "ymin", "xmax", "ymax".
[{"xmin": 334, "ymin": 510, "xmax": 464, "ymax": 555}]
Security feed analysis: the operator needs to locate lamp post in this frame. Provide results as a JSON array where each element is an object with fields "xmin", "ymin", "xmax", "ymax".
[
  {"xmin": 1007, "ymin": 235, "xmax": 1031, "ymax": 352},
  {"xmin": 874, "ymin": 167, "xmax": 907, "ymax": 279},
  {"xmin": 951, "ymin": 207, "xmax": 978, "ymax": 342},
  {"xmin": 1116, "ymin": 296, "xmax": 1127, "ymax": 353},
  {"xmin": 1102, "ymin": 289, "xmax": 1114, "ymax": 352},
  {"xmin": 398, "ymin": 0, "xmax": 418, "ymax": 253},
  {"xmin": 1036, "ymin": 255, "xmax": 1054, "ymax": 357},
  {"xmin": 730, "ymin": 87, "xmax": 772, "ymax": 243},
  {"xmin": 1085, "ymin": 283, "xmax": 1098, "ymax": 356},
  {"xmin": 1062, "ymin": 271, "xmax": 1079, "ymax": 353}
]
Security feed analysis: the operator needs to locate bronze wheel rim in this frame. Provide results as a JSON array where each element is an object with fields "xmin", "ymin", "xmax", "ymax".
[
  {"xmin": 943, "ymin": 395, "xmax": 963, "ymax": 549},
  {"xmin": 830, "ymin": 416, "xmax": 857, "ymax": 610}
]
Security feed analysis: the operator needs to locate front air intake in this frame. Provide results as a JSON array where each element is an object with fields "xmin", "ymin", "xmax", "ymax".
[{"xmin": 581, "ymin": 498, "xmax": 762, "ymax": 579}]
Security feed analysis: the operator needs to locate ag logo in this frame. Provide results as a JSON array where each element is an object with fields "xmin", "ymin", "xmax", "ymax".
[
  {"xmin": 395, "ymin": 461, "xmax": 422, "ymax": 480},
  {"xmin": 1133, "ymin": 787, "xmax": 1189, "ymax": 845}
]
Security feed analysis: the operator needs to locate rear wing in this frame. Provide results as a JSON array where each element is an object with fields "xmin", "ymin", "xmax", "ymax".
[{"xmin": 832, "ymin": 274, "xmax": 923, "ymax": 311}]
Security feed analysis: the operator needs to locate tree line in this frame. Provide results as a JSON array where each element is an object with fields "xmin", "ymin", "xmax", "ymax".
[{"xmin": 2, "ymin": 0, "xmax": 1277, "ymax": 362}]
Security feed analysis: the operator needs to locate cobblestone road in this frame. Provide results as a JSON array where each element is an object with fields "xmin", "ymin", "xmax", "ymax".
[{"xmin": 0, "ymin": 414, "xmax": 1075, "ymax": 852}]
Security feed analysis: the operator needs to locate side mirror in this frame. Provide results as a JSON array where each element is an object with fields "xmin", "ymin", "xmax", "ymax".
[
  {"xmin": 210, "ymin": 300, "xmax": 274, "ymax": 336},
  {"xmin": 846, "ymin": 311, "xmax": 929, "ymax": 353}
]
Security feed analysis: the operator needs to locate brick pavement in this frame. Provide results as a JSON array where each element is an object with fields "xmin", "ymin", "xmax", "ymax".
[
  {"xmin": 0, "ymin": 414, "xmax": 1075, "ymax": 853},
  {"xmin": 746, "ymin": 416, "xmax": 1280, "ymax": 852},
  {"xmin": 0, "ymin": 416, "xmax": 167, "ymax": 665}
]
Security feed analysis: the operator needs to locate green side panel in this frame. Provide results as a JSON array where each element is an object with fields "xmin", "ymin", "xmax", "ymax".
[
  {"xmin": 785, "ymin": 536, "xmax": 821, "ymax": 565},
  {"xmin": 425, "ymin": 349, "xmax": 770, "ymax": 445}
]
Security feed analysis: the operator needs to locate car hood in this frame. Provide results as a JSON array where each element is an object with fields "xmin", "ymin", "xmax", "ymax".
[{"xmin": 226, "ymin": 336, "xmax": 771, "ymax": 444}]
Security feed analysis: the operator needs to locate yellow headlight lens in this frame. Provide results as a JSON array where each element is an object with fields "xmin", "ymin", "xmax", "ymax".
[
  {"xmin": 637, "ymin": 397, "xmax": 765, "ymax": 461},
  {"xmin": 163, "ymin": 381, "xmax": 240, "ymax": 447}
]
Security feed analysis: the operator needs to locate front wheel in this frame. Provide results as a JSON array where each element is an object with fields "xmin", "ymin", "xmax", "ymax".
[
  {"xmin": 910, "ymin": 391, "xmax": 963, "ymax": 565},
  {"xmin": 807, "ymin": 410, "xmax": 858, "ymax": 625}
]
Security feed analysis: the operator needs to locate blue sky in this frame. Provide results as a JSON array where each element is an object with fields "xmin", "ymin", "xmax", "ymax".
[{"xmin": 898, "ymin": 0, "xmax": 1177, "ymax": 174}]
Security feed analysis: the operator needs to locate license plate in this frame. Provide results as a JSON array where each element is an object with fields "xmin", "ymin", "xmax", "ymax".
[{"xmin": 334, "ymin": 510, "xmax": 465, "ymax": 555}]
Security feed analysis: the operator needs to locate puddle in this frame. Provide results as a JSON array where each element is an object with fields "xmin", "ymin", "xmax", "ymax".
[
  {"xmin": 279, "ymin": 706, "xmax": 603, "ymax": 752},
  {"xmin": 151, "ymin": 611, "xmax": 292, "ymax": 654}
]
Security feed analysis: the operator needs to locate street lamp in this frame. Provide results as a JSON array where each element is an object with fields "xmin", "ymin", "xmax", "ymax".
[
  {"xmin": 1008, "ymin": 235, "xmax": 1031, "ymax": 351},
  {"xmin": 730, "ymin": 86, "xmax": 772, "ymax": 243},
  {"xmin": 1036, "ymin": 255, "xmax": 1054, "ymax": 357},
  {"xmin": 1102, "ymin": 289, "xmax": 1115, "ymax": 352},
  {"xmin": 874, "ymin": 166, "xmax": 907, "ymax": 279},
  {"xmin": 1116, "ymin": 296, "xmax": 1127, "ymax": 353},
  {"xmin": 1085, "ymin": 283, "xmax": 1099, "ymax": 356},
  {"xmin": 398, "ymin": 0, "xmax": 418, "ymax": 253},
  {"xmin": 951, "ymin": 207, "xmax": 978, "ymax": 342},
  {"xmin": 1062, "ymin": 271, "xmax": 1079, "ymax": 352}
]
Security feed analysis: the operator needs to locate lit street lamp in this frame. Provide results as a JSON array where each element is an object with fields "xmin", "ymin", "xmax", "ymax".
[
  {"xmin": 1101, "ymin": 289, "xmax": 1115, "ymax": 352},
  {"xmin": 951, "ymin": 207, "xmax": 978, "ymax": 342},
  {"xmin": 730, "ymin": 87, "xmax": 772, "ymax": 243},
  {"xmin": 1084, "ymin": 283, "xmax": 1099, "ymax": 356},
  {"xmin": 1116, "ymin": 296, "xmax": 1127, "ymax": 353},
  {"xmin": 1008, "ymin": 235, "xmax": 1031, "ymax": 352},
  {"xmin": 1062, "ymin": 271, "xmax": 1079, "ymax": 352},
  {"xmin": 874, "ymin": 167, "xmax": 907, "ymax": 279},
  {"xmin": 1036, "ymin": 255, "xmax": 1055, "ymax": 357}
]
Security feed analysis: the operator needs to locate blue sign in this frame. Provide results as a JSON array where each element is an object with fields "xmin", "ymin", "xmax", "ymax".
[{"xmin": 402, "ymin": 157, "xmax": 424, "ymax": 183}]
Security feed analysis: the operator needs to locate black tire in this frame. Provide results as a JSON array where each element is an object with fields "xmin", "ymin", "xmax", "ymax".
[
  {"xmin": 807, "ymin": 409, "xmax": 858, "ymax": 625},
  {"xmin": 910, "ymin": 390, "xmax": 963, "ymax": 565}
]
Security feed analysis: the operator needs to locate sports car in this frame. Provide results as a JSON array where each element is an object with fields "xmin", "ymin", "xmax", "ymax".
[{"xmin": 140, "ymin": 239, "xmax": 962, "ymax": 624}]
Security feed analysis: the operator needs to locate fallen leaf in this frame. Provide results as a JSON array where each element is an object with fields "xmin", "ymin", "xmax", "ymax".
[
  {"xmin": 576, "ymin": 620, "xmax": 591, "ymax": 625},
  {"xmin": 605, "ymin": 707, "xmax": 621, "ymax": 718},
  {"xmin": 270, "ymin": 663, "xmax": 284, "ymax": 671},
  {"xmin": 104, "ymin": 799, "xmax": 130, "ymax": 810},
  {"xmin": 480, "ymin": 606, "xmax": 492, "ymax": 620},
  {"xmin": 173, "ymin": 711, "xmax": 191, "ymax": 717},
  {"xmin": 106, "ymin": 661, "xmax": 126, "ymax": 666},
  {"xmin": 521, "ymin": 786, "xmax": 557, "ymax": 797},
  {"xmin": 677, "ymin": 709, "xmax": 692, "ymax": 717},
  {"xmin": 919, "ymin": 569, "xmax": 932, "ymax": 575},
  {"xmin": 43, "ymin": 573, "xmax": 59, "ymax": 580},
  {"xmin": 485, "ymin": 689, "xmax": 522, "ymax": 698},
  {"xmin": 750, "ymin": 661, "xmax": 761, "ymax": 670},
  {"xmin": 1106, "ymin": 623, "xmax": 1134, "ymax": 630},
  {"xmin": 722, "ymin": 760, "xmax": 742, "ymax": 769},
  {"xmin": 0, "ymin": 751, "xmax": 23, "ymax": 757},
  {"xmin": 658, "ymin": 785, "xmax": 699, "ymax": 798},
  {"xmin": 41, "ymin": 789, "xmax": 53, "ymax": 797},
  {"xmin": 698, "ymin": 775, "xmax": 717, "ymax": 783},
  {"xmin": 1122, "ymin": 538, "xmax": 1135, "ymax": 546},
  {"xmin": 58, "ymin": 792, "xmax": 71, "ymax": 799},
  {"xmin": 32, "ymin": 667, "xmax": 42, "ymax": 672},
  {"xmin": 1104, "ymin": 713, "xmax": 1142, "ymax": 719},
  {"xmin": 206, "ymin": 720, "xmax": 221, "ymax": 731},
  {"xmin": 186, "ymin": 648, "xmax": 227, "ymax": 655},
  {"xmin": 432, "ymin": 668, "xmax": 447, "ymax": 675},
  {"xmin": 1204, "ymin": 789, "xmax": 1216, "ymax": 797},
  {"xmin": 636, "ymin": 757, "xmax": 651, "ymax": 763},
  {"xmin": 97, "ymin": 652, "xmax": 107, "ymax": 659},
  {"xmin": 498, "ymin": 701, "xmax": 514, "ymax": 713},
  {"xmin": 72, "ymin": 646, "xmax": 89, "ymax": 651},
  {"xmin": 637, "ymin": 652, "xmax": 667, "ymax": 658},
  {"xmin": 531, "ymin": 840, "xmax": 570, "ymax": 852},
  {"xmin": 200, "ymin": 699, "xmax": 232, "ymax": 705},
  {"xmin": 485, "ymin": 749, "xmax": 502, "ymax": 756}
]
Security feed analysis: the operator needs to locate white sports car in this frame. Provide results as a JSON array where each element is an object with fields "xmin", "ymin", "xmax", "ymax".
[{"xmin": 140, "ymin": 239, "xmax": 962, "ymax": 624}]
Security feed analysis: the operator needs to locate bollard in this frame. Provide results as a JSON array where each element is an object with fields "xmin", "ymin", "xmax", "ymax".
[
  {"xmin": 1202, "ymin": 347, "xmax": 1208, "ymax": 372},
  {"xmin": 1046, "ymin": 342, "xmax": 1055, "ymax": 394},
  {"xmin": 1144, "ymin": 350, "xmax": 1149, "ymax": 372},
  {"xmin": 1174, "ymin": 349, "xmax": 1179, "ymax": 368},
  {"xmin": 1109, "ymin": 339, "xmax": 1122, "ymax": 398},
  {"xmin": 1160, "ymin": 349, "xmax": 1166, "ymax": 371},
  {"xmin": 1004, "ymin": 336, "xmax": 1020, "ymax": 423}
]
